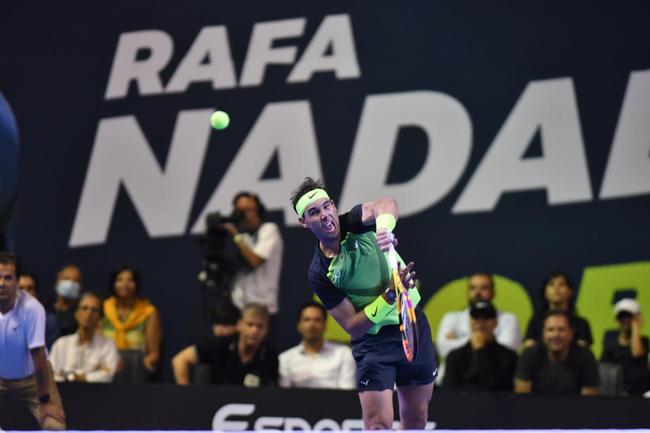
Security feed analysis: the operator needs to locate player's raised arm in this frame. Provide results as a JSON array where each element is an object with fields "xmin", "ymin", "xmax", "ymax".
[{"xmin": 361, "ymin": 198, "xmax": 399, "ymax": 227}]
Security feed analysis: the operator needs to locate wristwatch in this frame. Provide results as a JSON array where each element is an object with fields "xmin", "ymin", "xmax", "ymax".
[
  {"xmin": 382, "ymin": 288, "xmax": 397, "ymax": 305},
  {"xmin": 38, "ymin": 394, "xmax": 50, "ymax": 404},
  {"xmin": 66, "ymin": 372, "xmax": 76, "ymax": 382}
]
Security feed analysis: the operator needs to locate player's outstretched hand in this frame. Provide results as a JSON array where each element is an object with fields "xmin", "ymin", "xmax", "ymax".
[
  {"xmin": 398, "ymin": 261, "xmax": 416, "ymax": 289},
  {"xmin": 376, "ymin": 229, "xmax": 398, "ymax": 252}
]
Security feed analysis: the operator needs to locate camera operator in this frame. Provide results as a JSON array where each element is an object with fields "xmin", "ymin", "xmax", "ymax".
[{"xmin": 220, "ymin": 192, "xmax": 283, "ymax": 343}]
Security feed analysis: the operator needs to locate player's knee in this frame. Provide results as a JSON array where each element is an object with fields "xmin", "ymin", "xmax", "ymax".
[
  {"xmin": 41, "ymin": 416, "xmax": 66, "ymax": 431},
  {"xmin": 364, "ymin": 411, "xmax": 393, "ymax": 430},
  {"xmin": 400, "ymin": 405, "xmax": 428, "ymax": 429}
]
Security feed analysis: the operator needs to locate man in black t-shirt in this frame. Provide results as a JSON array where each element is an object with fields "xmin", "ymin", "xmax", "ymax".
[
  {"xmin": 443, "ymin": 301, "xmax": 517, "ymax": 391},
  {"xmin": 515, "ymin": 310, "xmax": 599, "ymax": 395},
  {"xmin": 172, "ymin": 303, "xmax": 278, "ymax": 386}
]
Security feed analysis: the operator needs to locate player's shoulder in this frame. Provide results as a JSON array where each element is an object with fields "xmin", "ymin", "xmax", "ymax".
[{"xmin": 307, "ymin": 247, "xmax": 329, "ymax": 278}]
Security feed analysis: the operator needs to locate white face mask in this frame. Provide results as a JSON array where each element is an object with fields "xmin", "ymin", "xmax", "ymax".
[{"xmin": 56, "ymin": 279, "xmax": 81, "ymax": 299}]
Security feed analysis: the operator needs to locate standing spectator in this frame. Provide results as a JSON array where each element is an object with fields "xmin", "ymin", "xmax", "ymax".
[
  {"xmin": 50, "ymin": 292, "xmax": 119, "ymax": 383},
  {"xmin": 222, "ymin": 192, "xmax": 283, "ymax": 340},
  {"xmin": 601, "ymin": 298, "xmax": 649, "ymax": 395},
  {"xmin": 50, "ymin": 264, "xmax": 83, "ymax": 337},
  {"xmin": 0, "ymin": 251, "xmax": 66, "ymax": 430},
  {"xmin": 279, "ymin": 302, "xmax": 356, "ymax": 389},
  {"xmin": 523, "ymin": 271, "xmax": 592, "ymax": 348},
  {"xmin": 515, "ymin": 310, "xmax": 599, "ymax": 396},
  {"xmin": 443, "ymin": 301, "xmax": 517, "ymax": 391},
  {"xmin": 436, "ymin": 273, "xmax": 520, "ymax": 381},
  {"xmin": 102, "ymin": 265, "xmax": 162, "ymax": 375},
  {"xmin": 172, "ymin": 303, "xmax": 278, "ymax": 387},
  {"xmin": 19, "ymin": 272, "xmax": 60, "ymax": 350}
]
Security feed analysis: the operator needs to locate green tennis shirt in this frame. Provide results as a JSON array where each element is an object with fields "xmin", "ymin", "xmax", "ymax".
[{"xmin": 307, "ymin": 205, "xmax": 421, "ymax": 334}]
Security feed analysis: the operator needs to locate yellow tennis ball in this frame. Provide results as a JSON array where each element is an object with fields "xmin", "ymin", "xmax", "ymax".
[{"xmin": 210, "ymin": 110, "xmax": 230, "ymax": 130}]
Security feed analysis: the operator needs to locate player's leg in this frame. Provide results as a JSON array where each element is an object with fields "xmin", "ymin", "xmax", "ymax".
[
  {"xmin": 359, "ymin": 389, "xmax": 394, "ymax": 429},
  {"xmin": 396, "ymin": 382, "xmax": 434, "ymax": 429}
]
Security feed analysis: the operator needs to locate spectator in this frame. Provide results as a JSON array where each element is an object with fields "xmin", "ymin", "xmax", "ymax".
[
  {"xmin": 223, "ymin": 192, "xmax": 283, "ymax": 341},
  {"xmin": 50, "ymin": 292, "xmax": 119, "ymax": 383},
  {"xmin": 50, "ymin": 264, "xmax": 83, "ymax": 337},
  {"xmin": 211, "ymin": 301, "xmax": 240, "ymax": 337},
  {"xmin": 515, "ymin": 310, "xmax": 599, "ymax": 395},
  {"xmin": 443, "ymin": 301, "xmax": 517, "ymax": 391},
  {"xmin": 601, "ymin": 298, "xmax": 649, "ymax": 395},
  {"xmin": 19, "ymin": 272, "xmax": 60, "ymax": 350},
  {"xmin": 102, "ymin": 265, "xmax": 162, "ymax": 375},
  {"xmin": 0, "ymin": 251, "xmax": 66, "ymax": 429},
  {"xmin": 436, "ymin": 273, "xmax": 520, "ymax": 380},
  {"xmin": 279, "ymin": 302, "xmax": 356, "ymax": 389},
  {"xmin": 523, "ymin": 271, "xmax": 592, "ymax": 348},
  {"xmin": 172, "ymin": 303, "xmax": 278, "ymax": 387}
]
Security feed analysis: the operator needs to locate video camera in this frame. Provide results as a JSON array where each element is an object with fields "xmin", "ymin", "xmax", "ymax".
[{"xmin": 198, "ymin": 210, "xmax": 246, "ymax": 295}]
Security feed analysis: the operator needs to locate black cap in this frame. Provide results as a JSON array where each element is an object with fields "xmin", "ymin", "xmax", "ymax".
[{"xmin": 470, "ymin": 301, "xmax": 497, "ymax": 319}]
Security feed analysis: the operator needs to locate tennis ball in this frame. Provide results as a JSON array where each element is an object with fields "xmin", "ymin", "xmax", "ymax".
[{"xmin": 210, "ymin": 110, "xmax": 230, "ymax": 130}]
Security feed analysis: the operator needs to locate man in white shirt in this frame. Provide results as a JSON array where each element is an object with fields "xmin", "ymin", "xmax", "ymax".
[
  {"xmin": 279, "ymin": 302, "xmax": 356, "ymax": 389},
  {"xmin": 221, "ymin": 193, "xmax": 283, "ymax": 340},
  {"xmin": 0, "ymin": 251, "xmax": 66, "ymax": 430},
  {"xmin": 50, "ymin": 292, "xmax": 119, "ymax": 383},
  {"xmin": 435, "ymin": 273, "xmax": 520, "ymax": 380}
]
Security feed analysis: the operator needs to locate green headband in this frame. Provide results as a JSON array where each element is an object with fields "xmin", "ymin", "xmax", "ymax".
[{"xmin": 295, "ymin": 188, "xmax": 330, "ymax": 217}]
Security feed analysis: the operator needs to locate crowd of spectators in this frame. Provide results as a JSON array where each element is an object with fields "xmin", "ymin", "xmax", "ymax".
[{"xmin": 3, "ymin": 191, "xmax": 649, "ymax": 404}]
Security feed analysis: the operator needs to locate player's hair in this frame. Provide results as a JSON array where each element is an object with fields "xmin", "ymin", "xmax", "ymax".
[
  {"xmin": 0, "ymin": 251, "xmax": 21, "ymax": 277},
  {"xmin": 468, "ymin": 272, "xmax": 495, "ymax": 291},
  {"xmin": 290, "ymin": 177, "xmax": 328, "ymax": 211},
  {"xmin": 241, "ymin": 303, "xmax": 270, "ymax": 324},
  {"xmin": 233, "ymin": 191, "xmax": 267, "ymax": 220},
  {"xmin": 211, "ymin": 301, "xmax": 241, "ymax": 325},
  {"xmin": 297, "ymin": 301, "xmax": 328, "ymax": 322},
  {"xmin": 109, "ymin": 265, "xmax": 141, "ymax": 296}
]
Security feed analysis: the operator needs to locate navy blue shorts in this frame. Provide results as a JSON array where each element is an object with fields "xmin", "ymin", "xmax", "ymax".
[{"xmin": 351, "ymin": 308, "xmax": 438, "ymax": 392}]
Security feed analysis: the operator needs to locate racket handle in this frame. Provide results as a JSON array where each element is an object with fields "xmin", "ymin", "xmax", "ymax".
[{"xmin": 385, "ymin": 246, "xmax": 399, "ymax": 270}]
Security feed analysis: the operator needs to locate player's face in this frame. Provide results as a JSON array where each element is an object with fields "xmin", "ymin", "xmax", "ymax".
[
  {"xmin": 467, "ymin": 274, "xmax": 494, "ymax": 303},
  {"xmin": 19, "ymin": 275, "xmax": 38, "ymax": 298},
  {"xmin": 75, "ymin": 296, "xmax": 102, "ymax": 330},
  {"xmin": 237, "ymin": 311, "xmax": 268, "ymax": 348},
  {"xmin": 114, "ymin": 270, "xmax": 137, "ymax": 299},
  {"xmin": 0, "ymin": 263, "xmax": 18, "ymax": 305},
  {"xmin": 235, "ymin": 196, "xmax": 261, "ymax": 231},
  {"xmin": 545, "ymin": 276, "xmax": 572, "ymax": 305},
  {"xmin": 299, "ymin": 198, "xmax": 340, "ymax": 241},
  {"xmin": 297, "ymin": 306, "xmax": 326, "ymax": 341},
  {"xmin": 543, "ymin": 315, "xmax": 573, "ymax": 352}
]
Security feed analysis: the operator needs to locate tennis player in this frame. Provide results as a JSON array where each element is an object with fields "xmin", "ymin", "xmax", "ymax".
[{"xmin": 291, "ymin": 178, "xmax": 437, "ymax": 429}]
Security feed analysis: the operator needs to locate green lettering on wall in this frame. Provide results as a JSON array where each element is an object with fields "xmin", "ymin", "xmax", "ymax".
[{"xmin": 576, "ymin": 261, "xmax": 650, "ymax": 358}]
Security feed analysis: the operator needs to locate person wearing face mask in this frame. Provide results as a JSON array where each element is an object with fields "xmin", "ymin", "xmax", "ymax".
[
  {"xmin": 49, "ymin": 265, "xmax": 83, "ymax": 337},
  {"xmin": 102, "ymin": 265, "xmax": 162, "ymax": 377}
]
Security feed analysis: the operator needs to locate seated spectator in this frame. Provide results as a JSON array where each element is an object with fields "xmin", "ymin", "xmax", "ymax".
[
  {"xmin": 443, "ymin": 301, "xmax": 517, "ymax": 391},
  {"xmin": 50, "ymin": 264, "xmax": 84, "ymax": 337},
  {"xmin": 515, "ymin": 310, "xmax": 599, "ymax": 395},
  {"xmin": 172, "ymin": 303, "xmax": 278, "ymax": 387},
  {"xmin": 279, "ymin": 302, "xmax": 356, "ymax": 389},
  {"xmin": 601, "ymin": 298, "xmax": 649, "ymax": 395},
  {"xmin": 523, "ymin": 271, "xmax": 592, "ymax": 348},
  {"xmin": 102, "ymin": 265, "xmax": 162, "ymax": 375},
  {"xmin": 211, "ymin": 301, "xmax": 241, "ymax": 337},
  {"xmin": 19, "ymin": 271, "xmax": 60, "ymax": 349},
  {"xmin": 50, "ymin": 292, "xmax": 119, "ymax": 382},
  {"xmin": 436, "ymin": 273, "xmax": 520, "ymax": 381}
]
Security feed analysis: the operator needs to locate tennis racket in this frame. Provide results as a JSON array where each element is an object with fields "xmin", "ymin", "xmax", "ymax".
[{"xmin": 386, "ymin": 246, "xmax": 418, "ymax": 362}]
